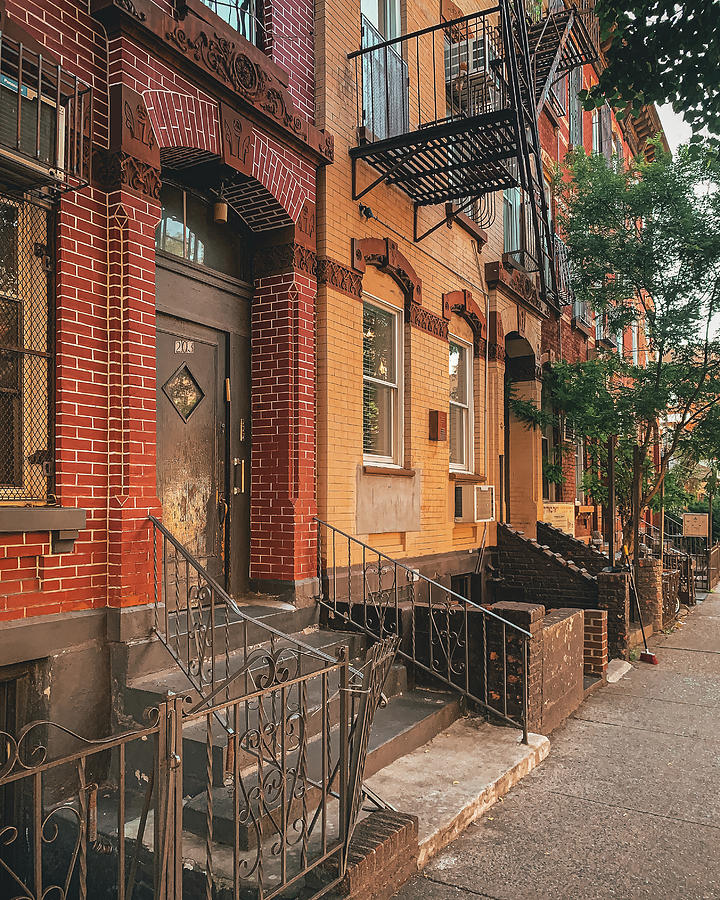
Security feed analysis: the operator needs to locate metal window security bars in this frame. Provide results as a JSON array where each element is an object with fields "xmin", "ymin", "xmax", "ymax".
[
  {"xmin": 315, "ymin": 517, "xmax": 531, "ymax": 742},
  {"xmin": 0, "ymin": 30, "xmax": 92, "ymax": 194},
  {"xmin": 0, "ymin": 192, "xmax": 53, "ymax": 503},
  {"xmin": 192, "ymin": 0, "xmax": 265, "ymax": 48},
  {"xmin": 0, "ymin": 521, "xmax": 401, "ymax": 899}
]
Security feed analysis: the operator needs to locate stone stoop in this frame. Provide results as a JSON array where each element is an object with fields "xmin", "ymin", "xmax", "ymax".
[{"xmin": 364, "ymin": 717, "xmax": 550, "ymax": 872}]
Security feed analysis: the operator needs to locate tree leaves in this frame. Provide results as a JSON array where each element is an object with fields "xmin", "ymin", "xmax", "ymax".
[{"xmin": 587, "ymin": 0, "xmax": 720, "ymax": 142}]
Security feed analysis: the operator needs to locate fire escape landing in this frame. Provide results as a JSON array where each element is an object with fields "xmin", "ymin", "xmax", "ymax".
[{"xmin": 348, "ymin": 1, "xmax": 597, "ymax": 306}]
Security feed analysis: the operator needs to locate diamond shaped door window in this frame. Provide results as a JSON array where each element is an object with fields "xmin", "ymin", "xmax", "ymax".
[{"xmin": 163, "ymin": 364, "xmax": 205, "ymax": 421}]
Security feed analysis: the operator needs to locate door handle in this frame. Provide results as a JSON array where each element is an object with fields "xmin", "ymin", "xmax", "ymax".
[
  {"xmin": 218, "ymin": 496, "xmax": 229, "ymax": 525},
  {"xmin": 232, "ymin": 457, "xmax": 246, "ymax": 495}
]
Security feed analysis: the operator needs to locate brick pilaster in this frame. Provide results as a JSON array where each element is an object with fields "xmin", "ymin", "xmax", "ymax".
[
  {"xmin": 636, "ymin": 558, "xmax": 663, "ymax": 635},
  {"xmin": 597, "ymin": 570, "xmax": 630, "ymax": 659},
  {"xmin": 583, "ymin": 609, "xmax": 608, "ymax": 675},
  {"xmin": 251, "ymin": 263, "xmax": 317, "ymax": 603}
]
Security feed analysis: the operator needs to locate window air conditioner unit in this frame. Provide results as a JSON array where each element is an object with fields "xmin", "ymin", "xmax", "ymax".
[
  {"xmin": 0, "ymin": 72, "xmax": 66, "ymax": 179},
  {"xmin": 445, "ymin": 36, "xmax": 497, "ymax": 80},
  {"xmin": 454, "ymin": 483, "xmax": 495, "ymax": 523}
]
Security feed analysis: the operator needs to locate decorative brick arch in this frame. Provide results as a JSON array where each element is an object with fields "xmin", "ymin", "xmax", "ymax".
[{"xmin": 143, "ymin": 90, "xmax": 311, "ymax": 233}]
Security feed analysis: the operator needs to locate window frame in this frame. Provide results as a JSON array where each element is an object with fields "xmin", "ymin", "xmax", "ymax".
[
  {"xmin": 362, "ymin": 293, "xmax": 404, "ymax": 468},
  {"xmin": 449, "ymin": 335, "xmax": 473, "ymax": 473},
  {"xmin": 575, "ymin": 438, "xmax": 585, "ymax": 504}
]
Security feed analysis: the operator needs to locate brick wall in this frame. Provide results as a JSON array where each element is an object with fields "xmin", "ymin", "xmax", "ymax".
[
  {"xmin": 636, "ymin": 558, "xmax": 663, "ymax": 635},
  {"xmin": 597, "ymin": 570, "xmax": 630, "ymax": 659},
  {"xmin": 537, "ymin": 520, "xmax": 609, "ymax": 576},
  {"xmin": 489, "ymin": 601, "xmax": 585, "ymax": 735},
  {"xmin": 0, "ymin": 0, "xmax": 322, "ymax": 621},
  {"xmin": 497, "ymin": 525, "xmax": 598, "ymax": 609},
  {"xmin": 583, "ymin": 609, "xmax": 608, "ymax": 676}
]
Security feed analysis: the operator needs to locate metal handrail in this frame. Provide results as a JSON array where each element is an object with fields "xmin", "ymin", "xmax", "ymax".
[
  {"xmin": 148, "ymin": 516, "xmax": 360, "ymax": 711},
  {"xmin": 315, "ymin": 517, "xmax": 530, "ymax": 741}
]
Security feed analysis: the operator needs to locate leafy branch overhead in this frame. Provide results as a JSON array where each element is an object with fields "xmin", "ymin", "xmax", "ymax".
[{"xmin": 581, "ymin": 0, "xmax": 720, "ymax": 142}]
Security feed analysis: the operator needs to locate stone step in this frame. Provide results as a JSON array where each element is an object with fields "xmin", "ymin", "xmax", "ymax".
[
  {"xmin": 121, "ymin": 603, "xmax": 319, "ymax": 681},
  {"xmin": 181, "ymin": 689, "xmax": 461, "ymax": 849}
]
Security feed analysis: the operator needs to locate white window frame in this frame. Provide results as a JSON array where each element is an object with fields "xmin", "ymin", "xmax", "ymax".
[
  {"xmin": 362, "ymin": 293, "xmax": 404, "ymax": 467},
  {"xmin": 575, "ymin": 438, "xmax": 585, "ymax": 504},
  {"xmin": 631, "ymin": 321, "xmax": 639, "ymax": 366},
  {"xmin": 449, "ymin": 335, "xmax": 473, "ymax": 473},
  {"xmin": 591, "ymin": 109, "xmax": 600, "ymax": 155}
]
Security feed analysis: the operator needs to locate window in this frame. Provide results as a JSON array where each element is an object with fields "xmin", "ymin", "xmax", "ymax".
[
  {"xmin": 631, "ymin": 322, "xmax": 639, "ymax": 365},
  {"xmin": 361, "ymin": 13, "xmax": 408, "ymax": 141},
  {"xmin": 591, "ymin": 109, "xmax": 600, "ymax": 154},
  {"xmin": 449, "ymin": 338, "xmax": 472, "ymax": 471},
  {"xmin": 568, "ymin": 67, "xmax": 583, "ymax": 147},
  {"xmin": 0, "ymin": 195, "xmax": 52, "ymax": 504},
  {"xmin": 198, "ymin": 0, "xmax": 263, "ymax": 46},
  {"xmin": 542, "ymin": 435, "xmax": 551, "ymax": 501},
  {"xmin": 361, "ymin": 0, "xmax": 400, "ymax": 40},
  {"xmin": 575, "ymin": 439, "xmax": 585, "ymax": 503},
  {"xmin": 551, "ymin": 71, "xmax": 567, "ymax": 116},
  {"xmin": 363, "ymin": 298, "xmax": 402, "ymax": 464},
  {"xmin": 156, "ymin": 184, "xmax": 250, "ymax": 281},
  {"xmin": 503, "ymin": 186, "xmax": 522, "ymax": 260}
]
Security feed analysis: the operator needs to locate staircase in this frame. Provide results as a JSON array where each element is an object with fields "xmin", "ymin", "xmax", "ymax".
[{"xmin": 526, "ymin": 6, "xmax": 597, "ymax": 115}]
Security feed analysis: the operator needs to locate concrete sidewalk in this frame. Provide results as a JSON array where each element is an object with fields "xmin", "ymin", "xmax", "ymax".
[{"xmin": 393, "ymin": 591, "xmax": 720, "ymax": 900}]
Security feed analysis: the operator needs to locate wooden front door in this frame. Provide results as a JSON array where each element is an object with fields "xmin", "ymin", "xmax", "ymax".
[
  {"xmin": 156, "ymin": 254, "xmax": 252, "ymax": 595},
  {"xmin": 157, "ymin": 316, "xmax": 228, "ymax": 582}
]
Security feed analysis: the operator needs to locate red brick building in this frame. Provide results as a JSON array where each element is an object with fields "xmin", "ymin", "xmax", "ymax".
[
  {"xmin": 0, "ymin": 0, "xmax": 331, "ymax": 729},
  {"xmin": 536, "ymin": 44, "xmax": 666, "ymax": 541}
]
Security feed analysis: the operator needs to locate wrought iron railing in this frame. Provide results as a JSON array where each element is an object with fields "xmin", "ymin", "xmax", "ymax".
[
  {"xmin": 554, "ymin": 233, "xmax": 573, "ymax": 303},
  {"xmin": 350, "ymin": 8, "xmax": 509, "ymax": 147},
  {"xmin": 315, "ymin": 517, "xmax": 531, "ymax": 741},
  {"xmin": 0, "ymin": 639, "xmax": 396, "ymax": 899},
  {"xmin": 0, "ymin": 31, "xmax": 92, "ymax": 191},
  {"xmin": 148, "ymin": 516, "xmax": 346, "ymax": 716}
]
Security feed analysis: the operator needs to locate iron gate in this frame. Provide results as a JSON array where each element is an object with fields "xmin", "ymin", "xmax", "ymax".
[{"xmin": 0, "ymin": 640, "xmax": 394, "ymax": 899}]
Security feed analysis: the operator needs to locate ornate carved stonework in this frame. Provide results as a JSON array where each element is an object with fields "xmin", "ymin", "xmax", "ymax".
[
  {"xmin": 254, "ymin": 242, "xmax": 317, "ymax": 279},
  {"xmin": 93, "ymin": 149, "xmax": 161, "ymax": 199},
  {"xmin": 409, "ymin": 302, "xmax": 448, "ymax": 341},
  {"xmin": 351, "ymin": 237, "xmax": 422, "ymax": 304},
  {"xmin": 110, "ymin": 85, "xmax": 160, "ymax": 169},
  {"xmin": 91, "ymin": 0, "xmax": 334, "ymax": 165},
  {"xmin": 316, "ymin": 257, "xmax": 363, "ymax": 298},
  {"xmin": 485, "ymin": 259, "xmax": 547, "ymax": 317},
  {"xmin": 443, "ymin": 288, "xmax": 486, "ymax": 356},
  {"xmin": 488, "ymin": 310, "xmax": 505, "ymax": 362},
  {"xmin": 220, "ymin": 104, "xmax": 254, "ymax": 177}
]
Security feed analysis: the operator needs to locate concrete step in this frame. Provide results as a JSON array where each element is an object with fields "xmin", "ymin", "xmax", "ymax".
[
  {"xmin": 123, "ymin": 640, "xmax": 407, "ymax": 797},
  {"xmin": 365, "ymin": 717, "xmax": 549, "ymax": 870},
  {"xmin": 181, "ymin": 688, "xmax": 461, "ymax": 849},
  {"xmin": 122, "ymin": 603, "xmax": 320, "ymax": 681}
]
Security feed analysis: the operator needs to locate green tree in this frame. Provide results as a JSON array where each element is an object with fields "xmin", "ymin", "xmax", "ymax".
[
  {"xmin": 581, "ymin": 0, "xmax": 720, "ymax": 143},
  {"xmin": 547, "ymin": 142, "xmax": 720, "ymax": 552}
]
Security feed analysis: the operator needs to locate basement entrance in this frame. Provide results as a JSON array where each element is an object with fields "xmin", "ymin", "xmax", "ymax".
[{"xmin": 155, "ymin": 184, "xmax": 252, "ymax": 595}]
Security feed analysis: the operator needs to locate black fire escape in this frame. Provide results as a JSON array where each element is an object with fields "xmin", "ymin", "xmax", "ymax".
[{"xmin": 348, "ymin": 0, "xmax": 597, "ymax": 306}]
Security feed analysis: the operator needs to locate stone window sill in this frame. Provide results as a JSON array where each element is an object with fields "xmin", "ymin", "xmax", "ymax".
[
  {"xmin": 449, "ymin": 472, "xmax": 486, "ymax": 484},
  {"xmin": 0, "ymin": 506, "xmax": 87, "ymax": 553},
  {"xmin": 363, "ymin": 465, "xmax": 416, "ymax": 478}
]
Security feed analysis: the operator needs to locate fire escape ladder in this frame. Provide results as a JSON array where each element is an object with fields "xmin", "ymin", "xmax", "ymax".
[
  {"xmin": 501, "ymin": 0, "xmax": 558, "ymax": 305},
  {"xmin": 527, "ymin": 5, "xmax": 599, "ymax": 115}
]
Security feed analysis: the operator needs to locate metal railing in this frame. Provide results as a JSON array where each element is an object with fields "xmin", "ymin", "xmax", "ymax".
[
  {"xmin": 554, "ymin": 233, "xmax": 573, "ymax": 303},
  {"xmin": 148, "ymin": 516, "xmax": 345, "ymax": 716},
  {"xmin": 708, "ymin": 543, "xmax": 720, "ymax": 592},
  {"xmin": 350, "ymin": 8, "xmax": 509, "ymax": 145},
  {"xmin": 0, "ymin": 642, "xmax": 390, "ymax": 899},
  {"xmin": 315, "ymin": 518, "xmax": 531, "ymax": 741},
  {"xmin": 0, "ymin": 30, "xmax": 92, "ymax": 191},
  {"xmin": 193, "ymin": 0, "xmax": 265, "ymax": 48}
]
